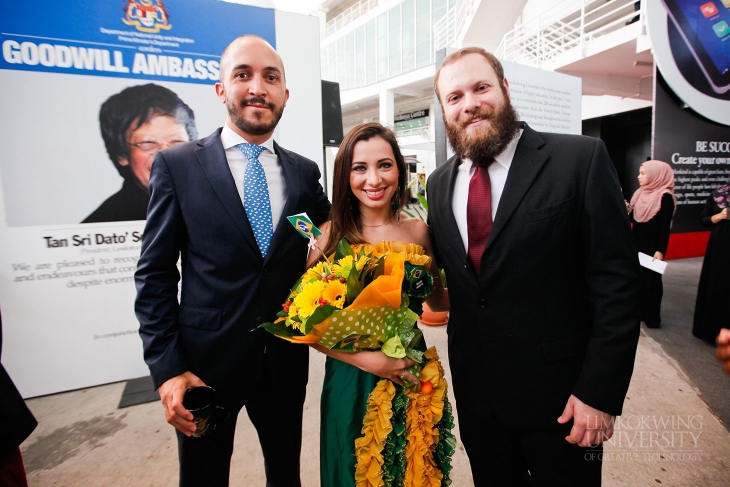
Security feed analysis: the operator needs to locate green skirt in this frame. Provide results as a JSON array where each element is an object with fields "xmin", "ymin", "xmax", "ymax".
[
  {"xmin": 320, "ymin": 327, "xmax": 429, "ymax": 487},
  {"xmin": 320, "ymin": 356, "xmax": 380, "ymax": 487}
]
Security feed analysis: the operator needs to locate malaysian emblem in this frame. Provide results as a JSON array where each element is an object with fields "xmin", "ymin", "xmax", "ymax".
[{"xmin": 122, "ymin": 0, "xmax": 171, "ymax": 33}]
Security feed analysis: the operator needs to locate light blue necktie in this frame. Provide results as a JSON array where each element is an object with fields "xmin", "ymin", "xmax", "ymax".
[{"xmin": 238, "ymin": 143, "xmax": 273, "ymax": 257}]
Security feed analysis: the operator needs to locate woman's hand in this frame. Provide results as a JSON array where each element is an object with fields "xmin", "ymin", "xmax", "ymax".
[
  {"xmin": 311, "ymin": 344, "xmax": 419, "ymax": 386},
  {"xmin": 711, "ymin": 208, "xmax": 728, "ymax": 224},
  {"xmin": 349, "ymin": 351, "xmax": 419, "ymax": 386}
]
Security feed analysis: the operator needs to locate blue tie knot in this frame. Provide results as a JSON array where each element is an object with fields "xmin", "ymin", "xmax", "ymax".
[{"xmin": 238, "ymin": 143, "xmax": 266, "ymax": 161}]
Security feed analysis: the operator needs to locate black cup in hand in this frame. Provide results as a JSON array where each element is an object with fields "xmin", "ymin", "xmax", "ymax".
[{"xmin": 182, "ymin": 386, "xmax": 230, "ymax": 438}]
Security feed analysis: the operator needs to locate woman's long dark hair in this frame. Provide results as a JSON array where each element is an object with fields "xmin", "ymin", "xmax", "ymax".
[{"xmin": 321, "ymin": 122, "xmax": 408, "ymax": 256}]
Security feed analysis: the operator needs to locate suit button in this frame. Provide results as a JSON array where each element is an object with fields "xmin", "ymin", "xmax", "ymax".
[
  {"xmin": 479, "ymin": 298, "xmax": 486, "ymax": 308},
  {"xmin": 256, "ymin": 316, "xmax": 263, "ymax": 324},
  {"xmin": 463, "ymin": 264, "xmax": 468, "ymax": 270}
]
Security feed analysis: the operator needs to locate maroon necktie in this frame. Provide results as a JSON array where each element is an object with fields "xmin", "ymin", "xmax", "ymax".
[{"xmin": 467, "ymin": 158, "xmax": 494, "ymax": 276}]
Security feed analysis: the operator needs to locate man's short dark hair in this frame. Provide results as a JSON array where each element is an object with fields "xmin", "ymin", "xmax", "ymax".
[{"xmin": 99, "ymin": 83, "xmax": 197, "ymax": 177}]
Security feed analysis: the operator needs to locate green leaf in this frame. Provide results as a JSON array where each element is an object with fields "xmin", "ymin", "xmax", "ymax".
[
  {"xmin": 416, "ymin": 192, "xmax": 428, "ymax": 213},
  {"xmin": 370, "ymin": 255, "xmax": 385, "ymax": 281},
  {"xmin": 257, "ymin": 320, "xmax": 304, "ymax": 338},
  {"xmin": 405, "ymin": 347, "xmax": 424, "ymax": 364},
  {"xmin": 289, "ymin": 276, "xmax": 302, "ymax": 291},
  {"xmin": 301, "ymin": 304, "xmax": 338, "ymax": 333},
  {"xmin": 334, "ymin": 239, "xmax": 354, "ymax": 260},
  {"xmin": 346, "ymin": 268, "xmax": 363, "ymax": 303},
  {"xmin": 382, "ymin": 336, "xmax": 406, "ymax": 358}
]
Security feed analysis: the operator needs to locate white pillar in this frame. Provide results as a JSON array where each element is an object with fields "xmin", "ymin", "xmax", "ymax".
[{"xmin": 379, "ymin": 89, "xmax": 394, "ymax": 129}]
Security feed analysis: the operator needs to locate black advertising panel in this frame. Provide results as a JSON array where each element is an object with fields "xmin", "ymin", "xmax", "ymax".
[{"xmin": 654, "ymin": 71, "xmax": 730, "ymax": 232}]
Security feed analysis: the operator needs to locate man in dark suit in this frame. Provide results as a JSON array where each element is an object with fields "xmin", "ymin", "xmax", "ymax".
[
  {"xmin": 135, "ymin": 35, "xmax": 330, "ymax": 486},
  {"xmin": 428, "ymin": 47, "xmax": 641, "ymax": 485}
]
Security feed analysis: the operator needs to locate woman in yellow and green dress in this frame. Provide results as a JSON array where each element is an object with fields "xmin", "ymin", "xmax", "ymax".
[{"xmin": 307, "ymin": 122, "xmax": 451, "ymax": 486}]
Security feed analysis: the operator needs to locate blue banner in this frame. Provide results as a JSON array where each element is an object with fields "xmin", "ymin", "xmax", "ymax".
[{"xmin": 0, "ymin": 0, "xmax": 276, "ymax": 84}]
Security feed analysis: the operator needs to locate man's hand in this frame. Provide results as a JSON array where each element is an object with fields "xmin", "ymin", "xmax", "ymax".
[
  {"xmin": 557, "ymin": 394, "xmax": 615, "ymax": 447},
  {"xmin": 158, "ymin": 371, "xmax": 206, "ymax": 436},
  {"xmin": 716, "ymin": 328, "xmax": 730, "ymax": 375}
]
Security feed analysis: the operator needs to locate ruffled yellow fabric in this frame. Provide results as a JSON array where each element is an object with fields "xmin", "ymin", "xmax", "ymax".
[
  {"xmin": 353, "ymin": 241, "xmax": 432, "ymax": 270},
  {"xmin": 403, "ymin": 347, "xmax": 447, "ymax": 487},
  {"xmin": 353, "ymin": 348, "xmax": 449, "ymax": 487},
  {"xmin": 355, "ymin": 379, "xmax": 397, "ymax": 487}
]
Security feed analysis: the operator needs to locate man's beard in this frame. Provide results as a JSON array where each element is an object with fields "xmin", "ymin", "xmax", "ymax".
[
  {"xmin": 444, "ymin": 98, "xmax": 520, "ymax": 162},
  {"xmin": 227, "ymin": 97, "xmax": 284, "ymax": 135}
]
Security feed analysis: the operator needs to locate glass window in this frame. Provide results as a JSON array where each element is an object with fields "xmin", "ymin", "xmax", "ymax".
[
  {"xmin": 336, "ymin": 37, "xmax": 346, "ymax": 87},
  {"xmin": 322, "ymin": 44, "xmax": 337, "ymax": 82},
  {"xmin": 416, "ymin": 0, "xmax": 431, "ymax": 67},
  {"xmin": 365, "ymin": 20, "xmax": 377, "ymax": 85},
  {"xmin": 402, "ymin": 0, "xmax": 415, "ymax": 73},
  {"xmin": 388, "ymin": 6, "xmax": 402, "ymax": 77},
  {"xmin": 355, "ymin": 27, "xmax": 366, "ymax": 88},
  {"xmin": 432, "ymin": 0, "xmax": 447, "ymax": 25},
  {"xmin": 377, "ymin": 14, "xmax": 388, "ymax": 81},
  {"xmin": 345, "ymin": 31, "xmax": 355, "ymax": 89}
]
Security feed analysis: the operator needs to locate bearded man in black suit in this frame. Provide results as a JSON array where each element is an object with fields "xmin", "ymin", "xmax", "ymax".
[{"xmin": 427, "ymin": 47, "xmax": 641, "ymax": 486}]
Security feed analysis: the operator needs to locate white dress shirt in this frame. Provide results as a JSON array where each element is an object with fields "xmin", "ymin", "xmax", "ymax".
[
  {"xmin": 452, "ymin": 129, "xmax": 523, "ymax": 253},
  {"xmin": 220, "ymin": 123, "xmax": 287, "ymax": 231}
]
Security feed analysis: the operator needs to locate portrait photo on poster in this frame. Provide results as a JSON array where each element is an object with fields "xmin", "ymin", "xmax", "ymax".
[
  {"xmin": 82, "ymin": 84, "xmax": 199, "ymax": 224},
  {"xmin": 647, "ymin": 0, "xmax": 730, "ymax": 124},
  {"xmin": 0, "ymin": 73, "xmax": 223, "ymax": 228}
]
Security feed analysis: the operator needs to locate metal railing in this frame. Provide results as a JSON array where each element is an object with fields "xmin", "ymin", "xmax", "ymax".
[
  {"xmin": 323, "ymin": 0, "xmax": 404, "ymax": 38},
  {"xmin": 396, "ymin": 126, "xmax": 431, "ymax": 139},
  {"xmin": 433, "ymin": 0, "xmax": 480, "ymax": 51},
  {"xmin": 496, "ymin": 0, "xmax": 641, "ymax": 67}
]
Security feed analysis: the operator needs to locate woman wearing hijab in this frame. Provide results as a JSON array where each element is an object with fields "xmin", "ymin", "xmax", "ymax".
[
  {"xmin": 693, "ymin": 178, "xmax": 730, "ymax": 343},
  {"xmin": 629, "ymin": 160, "xmax": 676, "ymax": 329}
]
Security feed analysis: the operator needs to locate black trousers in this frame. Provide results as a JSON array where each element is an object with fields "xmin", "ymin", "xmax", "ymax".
[
  {"xmin": 639, "ymin": 267, "xmax": 663, "ymax": 327},
  {"xmin": 176, "ymin": 366, "xmax": 305, "ymax": 487},
  {"xmin": 459, "ymin": 405, "xmax": 603, "ymax": 486}
]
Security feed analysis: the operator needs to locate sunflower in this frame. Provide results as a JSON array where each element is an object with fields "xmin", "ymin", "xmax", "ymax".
[
  {"xmin": 333, "ymin": 255, "xmax": 354, "ymax": 278},
  {"xmin": 303, "ymin": 261, "xmax": 330, "ymax": 283},
  {"xmin": 355, "ymin": 254, "xmax": 370, "ymax": 271},
  {"xmin": 291, "ymin": 280, "xmax": 326, "ymax": 320},
  {"xmin": 322, "ymin": 280, "xmax": 347, "ymax": 309}
]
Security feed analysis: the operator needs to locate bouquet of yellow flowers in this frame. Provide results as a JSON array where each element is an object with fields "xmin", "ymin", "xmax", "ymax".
[
  {"xmin": 260, "ymin": 238, "xmax": 456, "ymax": 486},
  {"xmin": 261, "ymin": 239, "xmax": 434, "ymax": 360}
]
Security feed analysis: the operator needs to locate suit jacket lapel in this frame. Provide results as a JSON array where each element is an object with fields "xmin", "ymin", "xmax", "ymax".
[
  {"xmin": 435, "ymin": 156, "xmax": 468, "ymax": 264},
  {"xmin": 266, "ymin": 141, "xmax": 300, "ymax": 263},
  {"xmin": 485, "ymin": 124, "xmax": 548, "ymax": 254},
  {"xmin": 195, "ymin": 128, "xmax": 261, "ymax": 258}
]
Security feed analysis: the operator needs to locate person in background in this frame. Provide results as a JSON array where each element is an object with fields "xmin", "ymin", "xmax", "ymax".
[
  {"xmin": 83, "ymin": 84, "xmax": 197, "ymax": 223},
  {"xmin": 693, "ymin": 179, "xmax": 730, "ymax": 344},
  {"xmin": 135, "ymin": 35, "xmax": 330, "ymax": 486},
  {"xmin": 629, "ymin": 160, "xmax": 676, "ymax": 329},
  {"xmin": 0, "ymin": 308, "xmax": 37, "ymax": 487}
]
